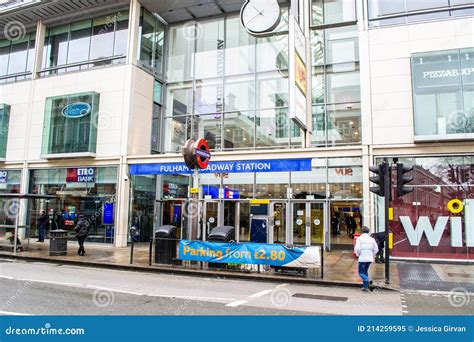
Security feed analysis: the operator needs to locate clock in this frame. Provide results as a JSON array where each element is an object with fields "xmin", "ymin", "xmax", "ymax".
[{"xmin": 240, "ymin": 0, "xmax": 281, "ymax": 35}]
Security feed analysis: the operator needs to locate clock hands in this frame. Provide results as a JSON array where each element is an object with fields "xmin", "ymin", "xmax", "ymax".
[{"xmin": 246, "ymin": 6, "xmax": 264, "ymax": 25}]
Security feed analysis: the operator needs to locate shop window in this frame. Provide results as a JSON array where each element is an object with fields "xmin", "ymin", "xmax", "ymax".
[
  {"xmin": 0, "ymin": 33, "xmax": 35, "ymax": 83},
  {"xmin": 41, "ymin": 92, "xmax": 100, "ymax": 157},
  {"xmin": 412, "ymin": 48, "xmax": 474, "ymax": 141},
  {"xmin": 138, "ymin": 8, "xmax": 165, "ymax": 76},
  {"xmin": 0, "ymin": 105, "xmax": 10, "ymax": 159},
  {"xmin": 42, "ymin": 11, "xmax": 128, "ymax": 75}
]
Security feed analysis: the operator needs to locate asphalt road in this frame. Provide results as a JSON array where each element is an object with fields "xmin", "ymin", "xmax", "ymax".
[{"xmin": 0, "ymin": 259, "xmax": 472, "ymax": 316}]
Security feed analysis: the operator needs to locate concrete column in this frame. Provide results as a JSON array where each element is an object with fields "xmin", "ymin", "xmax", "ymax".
[
  {"xmin": 114, "ymin": 156, "xmax": 130, "ymax": 247},
  {"xmin": 362, "ymin": 145, "xmax": 375, "ymax": 233},
  {"xmin": 126, "ymin": 0, "xmax": 141, "ymax": 65},
  {"xmin": 17, "ymin": 162, "xmax": 29, "ymax": 239},
  {"xmin": 32, "ymin": 20, "xmax": 46, "ymax": 79}
]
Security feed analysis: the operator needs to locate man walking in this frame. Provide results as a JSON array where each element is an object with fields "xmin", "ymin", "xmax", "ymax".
[
  {"xmin": 354, "ymin": 226, "xmax": 378, "ymax": 292},
  {"xmin": 74, "ymin": 214, "xmax": 89, "ymax": 256}
]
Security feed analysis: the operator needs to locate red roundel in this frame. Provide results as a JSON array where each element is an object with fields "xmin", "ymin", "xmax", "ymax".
[{"xmin": 194, "ymin": 138, "xmax": 210, "ymax": 169}]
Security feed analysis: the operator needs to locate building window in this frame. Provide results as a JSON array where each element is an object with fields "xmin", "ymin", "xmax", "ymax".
[
  {"xmin": 138, "ymin": 8, "xmax": 165, "ymax": 76},
  {"xmin": 151, "ymin": 80, "xmax": 163, "ymax": 154},
  {"xmin": 0, "ymin": 33, "xmax": 35, "ymax": 83},
  {"xmin": 42, "ymin": 11, "xmax": 128, "ymax": 75},
  {"xmin": 368, "ymin": 0, "xmax": 474, "ymax": 27},
  {"xmin": 412, "ymin": 48, "xmax": 474, "ymax": 141},
  {"xmin": 0, "ymin": 104, "xmax": 10, "ymax": 159},
  {"xmin": 311, "ymin": 19, "xmax": 361, "ymax": 146},
  {"xmin": 41, "ymin": 92, "xmax": 100, "ymax": 156},
  {"xmin": 164, "ymin": 10, "xmax": 290, "ymax": 153}
]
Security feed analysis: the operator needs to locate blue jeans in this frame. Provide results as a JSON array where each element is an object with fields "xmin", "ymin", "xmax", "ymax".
[
  {"xmin": 358, "ymin": 262, "xmax": 371, "ymax": 289},
  {"xmin": 38, "ymin": 224, "xmax": 45, "ymax": 241}
]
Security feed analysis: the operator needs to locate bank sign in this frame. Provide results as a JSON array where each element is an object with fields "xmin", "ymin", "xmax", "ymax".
[
  {"xmin": 66, "ymin": 167, "xmax": 95, "ymax": 183},
  {"xmin": 130, "ymin": 158, "xmax": 312, "ymax": 175},
  {"xmin": 179, "ymin": 240, "xmax": 321, "ymax": 268},
  {"xmin": 400, "ymin": 199, "xmax": 474, "ymax": 247},
  {"xmin": 0, "ymin": 170, "xmax": 7, "ymax": 183}
]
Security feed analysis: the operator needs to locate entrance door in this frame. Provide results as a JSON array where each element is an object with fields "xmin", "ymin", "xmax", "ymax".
[
  {"xmin": 292, "ymin": 202, "xmax": 307, "ymax": 245},
  {"xmin": 203, "ymin": 200, "xmax": 219, "ymax": 240},
  {"xmin": 270, "ymin": 202, "xmax": 286, "ymax": 244},
  {"xmin": 290, "ymin": 201, "xmax": 326, "ymax": 246},
  {"xmin": 309, "ymin": 202, "xmax": 325, "ymax": 245}
]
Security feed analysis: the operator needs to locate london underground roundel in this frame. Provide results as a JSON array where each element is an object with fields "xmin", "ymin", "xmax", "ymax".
[{"xmin": 194, "ymin": 138, "xmax": 210, "ymax": 169}]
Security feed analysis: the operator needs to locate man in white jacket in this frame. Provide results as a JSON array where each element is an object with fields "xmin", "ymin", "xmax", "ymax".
[{"xmin": 354, "ymin": 226, "xmax": 379, "ymax": 292}]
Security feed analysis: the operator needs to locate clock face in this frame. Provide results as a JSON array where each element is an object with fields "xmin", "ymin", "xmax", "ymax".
[{"xmin": 240, "ymin": 0, "xmax": 281, "ymax": 35}]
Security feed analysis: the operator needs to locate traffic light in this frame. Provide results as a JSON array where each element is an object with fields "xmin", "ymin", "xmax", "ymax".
[
  {"xmin": 396, "ymin": 163, "xmax": 414, "ymax": 197},
  {"xmin": 369, "ymin": 164, "xmax": 386, "ymax": 197}
]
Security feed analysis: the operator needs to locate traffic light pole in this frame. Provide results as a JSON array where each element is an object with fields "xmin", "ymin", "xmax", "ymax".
[{"xmin": 383, "ymin": 157, "xmax": 391, "ymax": 284}]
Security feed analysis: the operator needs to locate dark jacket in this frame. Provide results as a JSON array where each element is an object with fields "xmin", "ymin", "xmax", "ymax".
[
  {"xmin": 371, "ymin": 231, "xmax": 386, "ymax": 246},
  {"xmin": 74, "ymin": 216, "xmax": 89, "ymax": 238},
  {"xmin": 38, "ymin": 213, "xmax": 47, "ymax": 226}
]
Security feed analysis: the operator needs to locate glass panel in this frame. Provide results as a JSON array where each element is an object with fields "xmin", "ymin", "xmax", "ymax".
[
  {"xmin": 326, "ymin": 71, "xmax": 360, "ymax": 104},
  {"xmin": 293, "ymin": 202, "xmax": 306, "ymax": 245},
  {"xmin": 139, "ymin": 9, "xmax": 164, "ymax": 73},
  {"xmin": 328, "ymin": 164, "xmax": 363, "ymax": 198},
  {"xmin": 255, "ymin": 172, "xmax": 289, "ymax": 199},
  {"xmin": 153, "ymin": 80, "xmax": 163, "ymax": 104},
  {"xmin": 312, "ymin": 73, "xmax": 325, "ymax": 104},
  {"xmin": 291, "ymin": 167, "xmax": 327, "ymax": 199},
  {"xmin": 42, "ymin": 92, "xmax": 99, "ymax": 155},
  {"xmin": 0, "ymin": 105, "xmax": 10, "ymax": 158},
  {"xmin": 272, "ymin": 202, "xmax": 286, "ymax": 243},
  {"xmin": 26, "ymin": 38, "xmax": 35, "ymax": 72},
  {"xmin": 222, "ymin": 173, "xmax": 254, "ymax": 199},
  {"xmin": 167, "ymin": 26, "xmax": 194, "ymax": 82},
  {"xmin": 131, "ymin": 174, "xmax": 156, "ymax": 242},
  {"xmin": 311, "ymin": 105, "xmax": 326, "ymax": 146},
  {"xmin": 406, "ymin": 0, "xmax": 448, "ymax": 11},
  {"xmin": 368, "ymin": 0, "xmax": 406, "ymax": 26},
  {"xmin": 195, "ymin": 19, "xmax": 225, "ymax": 80},
  {"xmin": 412, "ymin": 50, "xmax": 466, "ymax": 136},
  {"xmin": 225, "ymin": 16, "xmax": 255, "ymax": 76},
  {"xmin": 325, "ymin": 26, "xmax": 358, "ymax": 68},
  {"xmin": 224, "ymin": 76, "xmax": 256, "ymax": 112},
  {"xmin": 255, "ymin": 108, "xmax": 290, "ymax": 148},
  {"xmin": 44, "ymin": 25, "xmax": 69, "ymax": 68},
  {"xmin": 151, "ymin": 103, "xmax": 161, "ymax": 153},
  {"xmin": 256, "ymin": 34, "xmax": 288, "ymax": 73},
  {"xmin": 8, "ymin": 37, "xmax": 28, "ymax": 74},
  {"xmin": 223, "ymin": 111, "xmax": 255, "ymax": 150},
  {"xmin": 310, "ymin": 202, "xmax": 324, "ymax": 244},
  {"xmin": 192, "ymin": 113, "xmax": 222, "ymax": 150},
  {"xmin": 312, "ymin": 0, "xmax": 356, "ymax": 25},
  {"xmin": 460, "ymin": 48, "xmax": 474, "ymax": 131},
  {"xmin": 195, "ymin": 78, "xmax": 223, "ymax": 115},
  {"xmin": 311, "ymin": 30, "xmax": 324, "ymax": 66},
  {"xmin": 0, "ymin": 40, "xmax": 10, "ymax": 76},
  {"xmin": 257, "ymin": 73, "xmax": 289, "ymax": 109},
  {"xmin": 327, "ymin": 102, "xmax": 361, "ymax": 145},
  {"xmin": 163, "ymin": 116, "xmax": 190, "ymax": 153},
  {"xmin": 67, "ymin": 20, "xmax": 92, "ymax": 65},
  {"xmin": 89, "ymin": 15, "xmax": 115, "ymax": 60},
  {"xmin": 113, "ymin": 12, "xmax": 129, "ymax": 57}
]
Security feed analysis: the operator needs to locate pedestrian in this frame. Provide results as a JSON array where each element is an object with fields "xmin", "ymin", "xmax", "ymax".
[
  {"xmin": 371, "ymin": 231, "xmax": 386, "ymax": 263},
  {"xmin": 37, "ymin": 210, "xmax": 47, "ymax": 242},
  {"xmin": 354, "ymin": 226, "xmax": 378, "ymax": 292},
  {"xmin": 74, "ymin": 214, "xmax": 89, "ymax": 256}
]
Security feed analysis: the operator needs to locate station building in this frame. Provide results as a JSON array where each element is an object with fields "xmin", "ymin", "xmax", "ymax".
[{"xmin": 0, "ymin": 0, "xmax": 472, "ymax": 261}]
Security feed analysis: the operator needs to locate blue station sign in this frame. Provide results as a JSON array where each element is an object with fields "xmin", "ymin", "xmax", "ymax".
[
  {"xmin": 62, "ymin": 102, "xmax": 91, "ymax": 119},
  {"xmin": 130, "ymin": 158, "xmax": 312, "ymax": 175}
]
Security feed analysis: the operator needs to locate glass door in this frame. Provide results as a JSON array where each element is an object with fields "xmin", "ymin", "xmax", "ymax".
[
  {"xmin": 292, "ymin": 202, "xmax": 306, "ymax": 245},
  {"xmin": 309, "ymin": 202, "xmax": 325, "ymax": 245},
  {"xmin": 270, "ymin": 202, "xmax": 286, "ymax": 244},
  {"xmin": 203, "ymin": 200, "xmax": 219, "ymax": 240}
]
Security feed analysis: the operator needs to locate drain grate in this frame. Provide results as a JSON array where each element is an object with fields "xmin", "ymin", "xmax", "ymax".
[{"xmin": 292, "ymin": 293, "xmax": 348, "ymax": 301}]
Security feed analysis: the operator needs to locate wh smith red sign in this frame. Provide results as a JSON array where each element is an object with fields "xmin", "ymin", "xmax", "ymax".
[{"xmin": 66, "ymin": 168, "xmax": 95, "ymax": 183}]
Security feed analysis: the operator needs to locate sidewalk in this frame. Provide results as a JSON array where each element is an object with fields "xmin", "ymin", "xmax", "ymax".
[{"xmin": 0, "ymin": 240, "xmax": 399, "ymax": 289}]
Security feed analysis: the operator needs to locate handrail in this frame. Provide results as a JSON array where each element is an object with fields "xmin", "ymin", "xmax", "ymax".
[
  {"xmin": 368, "ymin": 3, "xmax": 474, "ymax": 22},
  {"xmin": 38, "ymin": 55, "xmax": 126, "ymax": 74},
  {"xmin": 0, "ymin": 71, "xmax": 32, "ymax": 80}
]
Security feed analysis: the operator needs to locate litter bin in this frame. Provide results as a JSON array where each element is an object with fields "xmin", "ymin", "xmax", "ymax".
[
  {"xmin": 208, "ymin": 225, "xmax": 235, "ymax": 242},
  {"xmin": 154, "ymin": 225, "xmax": 178, "ymax": 264},
  {"xmin": 49, "ymin": 229, "xmax": 68, "ymax": 256},
  {"xmin": 207, "ymin": 226, "xmax": 235, "ymax": 268}
]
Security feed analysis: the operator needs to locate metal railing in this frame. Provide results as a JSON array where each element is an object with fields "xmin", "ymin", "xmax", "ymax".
[{"xmin": 38, "ymin": 55, "xmax": 126, "ymax": 77}]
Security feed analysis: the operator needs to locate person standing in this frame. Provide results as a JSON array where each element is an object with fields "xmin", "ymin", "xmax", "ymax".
[
  {"xmin": 354, "ymin": 226, "xmax": 378, "ymax": 292},
  {"xmin": 371, "ymin": 231, "xmax": 386, "ymax": 263},
  {"xmin": 331, "ymin": 214, "xmax": 340, "ymax": 235},
  {"xmin": 37, "ymin": 210, "xmax": 47, "ymax": 242},
  {"xmin": 74, "ymin": 214, "xmax": 89, "ymax": 256}
]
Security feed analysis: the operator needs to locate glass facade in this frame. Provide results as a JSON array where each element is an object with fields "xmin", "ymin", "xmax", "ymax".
[
  {"xmin": 42, "ymin": 92, "xmax": 100, "ymax": 156},
  {"xmin": 0, "ymin": 170, "xmax": 22, "ymax": 247},
  {"xmin": 151, "ymin": 80, "xmax": 163, "ymax": 153},
  {"xmin": 311, "ymin": 1, "xmax": 361, "ymax": 146},
  {"xmin": 42, "ymin": 11, "xmax": 128, "ymax": 75},
  {"xmin": 368, "ymin": 0, "xmax": 474, "ymax": 26},
  {"xmin": 164, "ymin": 10, "xmax": 292, "ymax": 153},
  {"xmin": 29, "ymin": 167, "xmax": 117, "ymax": 243},
  {"xmin": 138, "ymin": 9, "xmax": 165, "ymax": 76},
  {"xmin": 376, "ymin": 155, "xmax": 474, "ymax": 260},
  {"xmin": 131, "ymin": 175, "xmax": 157, "ymax": 242},
  {"xmin": 0, "ymin": 104, "xmax": 10, "ymax": 159},
  {"xmin": 412, "ymin": 48, "xmax": 474, "ymax": 140},
  {"xmin": 0, "ymin": 32, "xmax": 35, "ymax": 83}
]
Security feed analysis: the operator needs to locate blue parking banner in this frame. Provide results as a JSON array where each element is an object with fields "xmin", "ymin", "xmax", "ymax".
[
  {"xmin": 129, "ymin": 158, "xmax": 312, "ymax": 175},
  {"xmin": 178, "ymin": 240, "xmax": 321, "ymax": 267}
]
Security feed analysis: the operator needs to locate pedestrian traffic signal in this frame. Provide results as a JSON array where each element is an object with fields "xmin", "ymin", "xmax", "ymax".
[
  {"xmin": 369, "ymin": 164, "xmax": 386, "ymax": 197},
  {"xmin": 396, "ymin": 163, "xmax": 414, "ymax": 197}
]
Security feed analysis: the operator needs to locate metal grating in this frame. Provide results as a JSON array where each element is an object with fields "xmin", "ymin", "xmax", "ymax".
[{"xmin": 292, "ymin": 293, "xmax": 348, "ymax": 302}]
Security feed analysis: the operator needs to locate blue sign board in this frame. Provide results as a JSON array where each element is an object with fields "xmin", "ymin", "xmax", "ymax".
[
  {"xmin": 103, "ymin": 203, "xmax": 114, "ymax": 225},
  {"xmin": 130, "ymin": 158, "xmax": 312, "ymax": 175},
  {"xmin": 62, "ymin": 102, "xmax": 91, "ymax": 119},
  {"xmin": 178, "ymin": 240, "xmax": 321, "ymax": 268}
]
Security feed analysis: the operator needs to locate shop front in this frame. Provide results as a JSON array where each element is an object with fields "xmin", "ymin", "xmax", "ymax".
[
  {"xmin": 0, "ymin": 169, "xmax": 22, "ymax": 248},
  {"xmin": 130, "ymin": 156, "xmax": 363, "ymax": 251},
  {"xmin": 376, "ymin": 155, "xmax": 474, "ymax": 261},
  {"xmin": 28, "ymin": 166, "xmax": 118, "ymax": 243}
]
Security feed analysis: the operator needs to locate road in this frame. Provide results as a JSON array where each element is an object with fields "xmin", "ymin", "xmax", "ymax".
[{"xmin": 0, "ymin": 259, "xmax": 471, "ymax": 316}]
